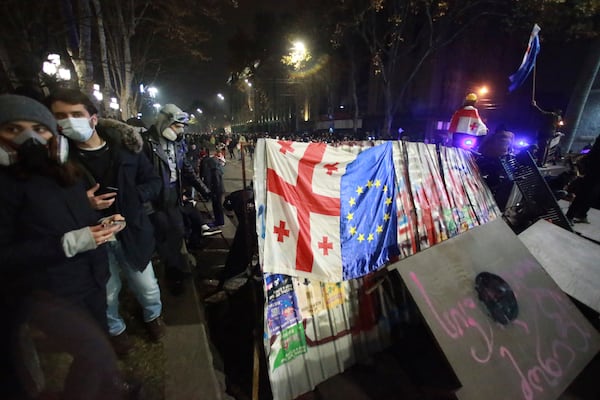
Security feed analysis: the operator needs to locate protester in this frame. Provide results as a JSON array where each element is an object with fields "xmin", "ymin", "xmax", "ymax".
[
  {"xmin": 566, "ymin": 134, "xmax": 600, "ymax": 224},
  {"xmin": 201, "ymin": 151, "xmax": 226, "ymax": 227},
  {"xmin": 475, "ymin": 126, "xmax": 515, "ymax": 211},
  {"xmin": 0, "ymin": 94, "xmax": 130, "ymax": 399},
  {"xmin": 142, "ymin": 104, "xmax": 212, "ymax": 295},
  {"xmin": 47, "ymin": 89, "xmax": 165, "ymax": 355},
  {"xmin": 532, "ymin": 100, "xmax": 564, "ymax": 167},
  {"xmin": 448, "ymin": 93, "xmax": 488, "ymax": 146}
]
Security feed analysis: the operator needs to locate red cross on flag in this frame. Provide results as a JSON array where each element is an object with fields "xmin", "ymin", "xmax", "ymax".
[
  {"xmin": 262, "ymin": 139, "xmax": 398, "ymax": 282},
  {"xmin": 448, "ymin": 106, "xmax": 487, "ymax": 136}
]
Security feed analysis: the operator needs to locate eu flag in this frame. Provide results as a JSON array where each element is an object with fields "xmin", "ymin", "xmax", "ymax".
[{"xmin": 340, "ymin": 141, "xmax": 399, "ymax": 280}]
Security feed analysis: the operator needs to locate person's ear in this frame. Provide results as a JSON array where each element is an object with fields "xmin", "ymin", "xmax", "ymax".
[{"xmin": 90, "ymin": 114, "xmax": 98, "ymax": 128}]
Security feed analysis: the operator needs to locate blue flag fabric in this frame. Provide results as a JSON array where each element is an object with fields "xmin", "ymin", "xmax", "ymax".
[
  {"xmin": 509, "ymin": 24, "xmax": 541, "ymax": 92},
  {"xmin": 340, "ymin": 141, "xmax": 399, "ymax": 280}
]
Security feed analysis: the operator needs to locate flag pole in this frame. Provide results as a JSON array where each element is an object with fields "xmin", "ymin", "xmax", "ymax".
[{"xmin": 532, "ymin": 61, "xmax": 537, "ymax": 104}]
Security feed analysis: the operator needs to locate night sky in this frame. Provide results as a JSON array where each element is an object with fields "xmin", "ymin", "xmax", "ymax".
[{"xmin": 159, "ymin": 0, "xmax": 292, "ymax": 110}]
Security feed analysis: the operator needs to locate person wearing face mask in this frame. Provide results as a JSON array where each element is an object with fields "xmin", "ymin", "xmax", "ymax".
[
  {"xmin": 46, "ymin": 89, "xmax": 165, "ymax": 356},
  {"xmin": 142, "ymin": 103, "xmax": 212, "ymax": 295},
  {"xmin": 0, "ymin": 94, "xmax": 134, "ymax": 399}
]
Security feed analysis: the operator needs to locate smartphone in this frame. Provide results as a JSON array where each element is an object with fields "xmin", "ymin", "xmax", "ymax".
[{"xmin": 97, "ymin": 186, "xmax": 119, "ymax": 195}]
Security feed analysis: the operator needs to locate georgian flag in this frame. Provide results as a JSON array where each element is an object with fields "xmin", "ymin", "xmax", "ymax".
[{"xmin": 262, "ymin": 139, "xmax": 399, "ymax": 282}]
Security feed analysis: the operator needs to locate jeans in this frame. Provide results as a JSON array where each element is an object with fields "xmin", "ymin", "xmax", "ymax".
[{"xmin": 106, "ymin": 240, "xmax": 162, "ymax": 336}]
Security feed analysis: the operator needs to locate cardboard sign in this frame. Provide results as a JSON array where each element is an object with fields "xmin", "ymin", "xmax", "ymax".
[
  {"xmin": 390, "ymin": 219, "xmax": 600, "ymax": 400},
  {"xmin": 519, "ymin": 219, "xmax": 600, "ymax": 314}
]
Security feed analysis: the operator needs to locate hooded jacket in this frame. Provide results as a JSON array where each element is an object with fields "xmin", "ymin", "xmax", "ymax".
[
  {"xmin": 142, "ymin": 125, "xmax": 210, "ymax": 210},
  {"xmin": 71, "ymin": 118, "xmax": 161, "ymax": 271}
]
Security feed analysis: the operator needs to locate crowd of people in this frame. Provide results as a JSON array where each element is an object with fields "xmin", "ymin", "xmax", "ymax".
[
  {"xmin": 1, "ymin": 87, "xmax": 598, "ymax": 399},
  {"xmin": 0, "ymin": 90, "xmax": 243, "ymax": 399}
]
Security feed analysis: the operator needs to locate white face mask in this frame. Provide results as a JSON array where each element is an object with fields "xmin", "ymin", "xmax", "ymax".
[
  {"xmin": 161, "ymin": 126, "xmax": 179, "ymax": 141},
  {"xmin": 58, "ymin": 117, "xmax": 94, "ymax": 142}
]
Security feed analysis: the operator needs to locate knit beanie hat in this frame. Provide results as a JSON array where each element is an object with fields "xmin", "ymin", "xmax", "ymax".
[
  {"xmin": 0, "ymin": 94, "xmax": 58, "ymax": 135},
  {"xmin": 155, "ymin": 103, "xmax": 189, "ymax": 134}
]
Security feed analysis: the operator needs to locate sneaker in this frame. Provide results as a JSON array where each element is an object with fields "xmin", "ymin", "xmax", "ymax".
[
  {"xmin": 201, "ymin": 226, "xmax": 222, "ymax": 237},
  {"xmin": 110, "ymin": 331, "xmax": 133, "ymax": 357},
  {"xmin": 146, "ymin": 317, "xmax": 166, "ymax": 342}
]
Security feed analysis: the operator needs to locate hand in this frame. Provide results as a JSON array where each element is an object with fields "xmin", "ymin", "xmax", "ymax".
[
  {"xmin": 89, "ymin": 223, "xmax": 122, "ymax": 246},
  {"xmin": 87, "ymin": 183, "xmax": 117, "ymax": 210},
  {"xmin": 99, "ymin": 213, "xmax": 126, "ymax": 233}
]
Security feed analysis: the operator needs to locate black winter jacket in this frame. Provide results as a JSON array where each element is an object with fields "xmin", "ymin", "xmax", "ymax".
[
  {"xmin": 72, "ymin": 119, "xmax": 162, "ymax": 271},
  {"xmin": 142, "ymin": 126, "xmax": 210, "ymax": 210},
  {"xmin": 0, "ymin": 167, "xmax": 109, "ymax": 300}
]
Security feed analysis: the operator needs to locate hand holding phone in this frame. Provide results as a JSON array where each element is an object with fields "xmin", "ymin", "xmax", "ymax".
[{"xmin": 86, "ymin": 183, "xmax": 117, "ymax": 210}]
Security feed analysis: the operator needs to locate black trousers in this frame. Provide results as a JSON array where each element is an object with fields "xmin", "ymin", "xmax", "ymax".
[
  {"xmin": 149, "ymin": 189, "xmax": 187, "ymax": 274},
  {"xmin": 567, "ymin": 172, "xmax": 600, "ymax": 219}
]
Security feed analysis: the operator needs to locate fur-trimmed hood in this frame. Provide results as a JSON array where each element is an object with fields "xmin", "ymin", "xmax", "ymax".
[{"xmin": 95, "ymin": 118, "xmax": 144, "ymax": 154}]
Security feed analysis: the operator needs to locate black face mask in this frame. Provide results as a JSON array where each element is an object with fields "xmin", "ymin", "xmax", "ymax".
[{"xmin": 18, "ymin": 138, "xmax": 50, "ymax": 170}]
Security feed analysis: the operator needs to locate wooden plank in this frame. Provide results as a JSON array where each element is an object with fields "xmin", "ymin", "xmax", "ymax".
[
  {"xmin": 519, "ymin": 219, "xmax": 600, "ymax": 313},
  {"xmin": 389, "ymin": 219, "xmax": 600, "ymax": 400}
]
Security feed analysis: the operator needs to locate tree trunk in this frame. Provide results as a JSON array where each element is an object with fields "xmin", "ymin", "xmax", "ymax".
[
  {"xmin": 91, "ymin": 0, "xmax": 111, "ymax": 112},
  {"xmin": 0, "ymin": 41, "xmax": 19, "ymax": 90},
  {"xmin": 77, "ymin": 0, "xmax": 94, "ymax": 92}
]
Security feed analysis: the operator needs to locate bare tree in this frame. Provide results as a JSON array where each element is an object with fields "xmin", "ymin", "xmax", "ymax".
[{"xmin": 329, "ymin": 0, "xmax": 504, "ymax": 137}]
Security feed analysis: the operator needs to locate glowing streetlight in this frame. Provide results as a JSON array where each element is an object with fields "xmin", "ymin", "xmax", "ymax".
[
  {"xmin": 196, "ymin": 108, "xmax": 203, "ymax": 114},
  {"xmin": 281, "ymin": 40, "xmax": 311, "ymax": 70},
  {"xmin": 217, "ymin": 93, "xmax": 225, "ymax": 101},
  {"xmin": 147, "ymin": 87, "xmax": 158, "ymax": 98},
  {"xmin": 109, "ymin": 97, "xmax": 119, "ymax": 110},
  {"xmin": 153, "ymin": 103, "xmax": 161, "ymax": 111},
  {"xmin": 42, "ymin": 54, "xmax": 71, "ymax": 81},
  {"xmin": 92, "ymin": 84, "xmax": 103, "ymax": 101},
  {"xmin": 478, "ymin": 86, "xmax": 489, "ymax": 96}
]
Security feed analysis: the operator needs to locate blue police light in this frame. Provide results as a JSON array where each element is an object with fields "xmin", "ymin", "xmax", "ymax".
[{"xmin": 460, "ymin": 137, "xmax": 476, "ymax": 149}]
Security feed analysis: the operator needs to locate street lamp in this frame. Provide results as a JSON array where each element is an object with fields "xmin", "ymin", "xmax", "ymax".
[
  {"xmin": 217, "ymin": 93, "xmax": 225, "ymax": 101},
  {"xmin": 92, "ymin": 84, "xmax": 103, "ymax": 101},
  {"xmin": 153, "ymin": 103, "xmax": 161, "ymax": 113},
  {"xmin": 148, "ymin": 86, "xmax": 158, "ymax": 99},
  {"xmin": 109, "ymin": 97, "xmax": 119, "ymax": 110},
  {"xmin": 42, "ymin": 53, "xmax": 71, "ymax": 82}
]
